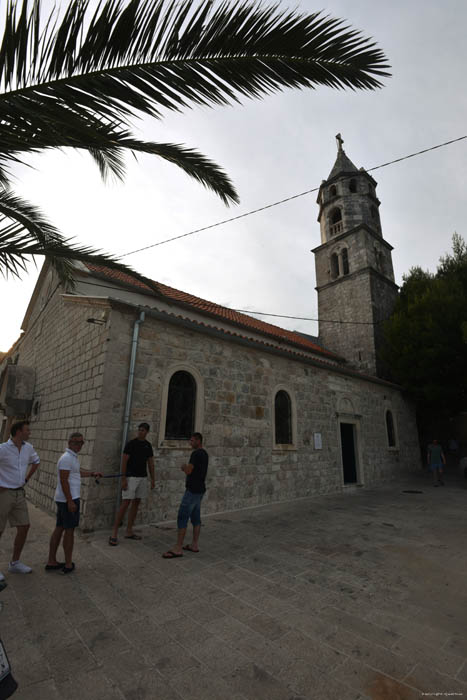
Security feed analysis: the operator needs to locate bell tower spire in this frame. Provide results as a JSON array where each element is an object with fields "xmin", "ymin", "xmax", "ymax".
[{"xmin": 312, "ymin": 136, "xmax": 398, "ymax": 376}]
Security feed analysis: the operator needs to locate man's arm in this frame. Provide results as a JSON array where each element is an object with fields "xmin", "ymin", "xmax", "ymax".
[
  {"xmin": 25, "ymin": 461, "xmax": 40, "ymax": 483},
  {"xmin": 121, "ymin": 453, "xmax": 130, "ymax": 490},
  {"xmin": 148, "ymin": 457, "xmax": 155, "ymax": 489},
  {"xmin": 181, "ymin": 462, "xmax": 194, "ymax": 475},
  {"xmin": 59, "ymin": 470, "xmax": 76, "ymax": 512},
  {"xmin": 80, "ymin": 469, "xmax": 103, "ymax": 478}
]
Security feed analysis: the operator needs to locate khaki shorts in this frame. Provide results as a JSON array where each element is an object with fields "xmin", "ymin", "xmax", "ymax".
[
  {"xmin": 121, "ymin": 477, "xmax": 148, "ymax": 500},
  {"xmin": 0, "ymin": 488, "xmax": 30, "ymax": 532}
]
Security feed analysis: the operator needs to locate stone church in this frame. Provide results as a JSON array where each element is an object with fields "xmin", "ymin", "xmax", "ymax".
[{"xmin": 0, "ymin": 138, "xmax": 419, "ymax": 530}]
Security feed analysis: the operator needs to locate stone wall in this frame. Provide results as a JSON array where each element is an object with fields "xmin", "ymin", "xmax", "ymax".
[
  {"xmin": 11, "ymin": 275, "xmax": 112, "ymax": 524},
  {"xmin": 84, "ymin": 306, "xmax": 420, "ymax": 530}
]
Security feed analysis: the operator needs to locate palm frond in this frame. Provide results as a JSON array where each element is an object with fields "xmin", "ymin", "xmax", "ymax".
[
  {"xmin": 0, "ymin": 188, "xmax": 160, "ymax": 289},
  {"xmin": 0, "ymin": 116, "xmax": 239, "ymax": 203},
  {"xmin": 0, "ymin": 0, "xmax": 390, "ymax": 127}
]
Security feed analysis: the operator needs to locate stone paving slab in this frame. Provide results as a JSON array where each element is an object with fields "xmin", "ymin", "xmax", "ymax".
[{"xmin": 1, "ymin": 472, "xmax": 467, "ymax": 699}]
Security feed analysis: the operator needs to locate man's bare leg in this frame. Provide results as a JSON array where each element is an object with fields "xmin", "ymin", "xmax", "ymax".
[
  {"xmin": 126, "ymin": 499, "xmax": 141, "ymax": 537},
  {"xmin": 188, "ymin": 525, "xmax": 201, "ymax": 552},
  {"xmin": 63, "ymin": 529, "xmax": 74, "ymax": 568},
  {"xmin": 47, "ymin": 527, "xmax": 64, "ymax": 566},
  {"xmin": 111, "ymin": 500, "xmax": 130, "ymax": 539},
  {"xmin": 12, "ymin": 524, "xmax": 29, "ymax": 562}
]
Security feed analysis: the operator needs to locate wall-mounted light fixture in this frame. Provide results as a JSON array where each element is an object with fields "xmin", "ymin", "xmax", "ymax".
[{"xmin": 86, "ymin": 318, "xmax": 106, "ymax": 325}]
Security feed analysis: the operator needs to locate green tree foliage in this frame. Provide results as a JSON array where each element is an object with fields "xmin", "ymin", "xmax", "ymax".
[
  {"xmin": 0, "ymin": 0, "xmax": 390, "ymax": 284},
  {"xmin": 381, "ymin": 234, "xmax": 467, "ymax": 419}
]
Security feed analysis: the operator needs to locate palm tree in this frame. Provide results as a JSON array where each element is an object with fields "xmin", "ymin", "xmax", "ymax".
[{"xmin": 0, "ymin": 0, "xmax": 390, "ymax": 285}]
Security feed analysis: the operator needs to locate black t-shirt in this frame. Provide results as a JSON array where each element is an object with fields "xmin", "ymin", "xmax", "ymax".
[
  {"xmin": 186, "ymin": 448, "xmax": 208, "ymax": 494},
  {"xmin": 124, "ymin": 439, "xmax": 154, "ymax": 477}
]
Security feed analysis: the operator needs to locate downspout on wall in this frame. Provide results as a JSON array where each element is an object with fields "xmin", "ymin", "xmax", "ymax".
[{"xmin": 115, "ymin": 311, "xmax": 145, "ymax": 512}]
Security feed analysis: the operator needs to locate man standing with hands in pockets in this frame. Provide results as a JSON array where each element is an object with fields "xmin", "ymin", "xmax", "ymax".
[{"xmin": 109, "ymin": 423, "xmax": 155, "ymax": 546}]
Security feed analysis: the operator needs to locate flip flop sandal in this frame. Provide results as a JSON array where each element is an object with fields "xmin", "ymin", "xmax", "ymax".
[
  {"xmin": 162, "ymin": 551, "xmax": 183, "ymax": 559},
  {"xmin": 108, "ymin": 537, "xmax": 118, "ymax": 546},
  {"xmin": 182, "ymin": 545, "xmax": 199, "ymax": 553},
  {"xmin": 45, "ymin": 562, "xmax": 65, "ymax": 570},
  {"xmin": 62, "ymin": 563, "xmax": 75, "ymax": 574}
]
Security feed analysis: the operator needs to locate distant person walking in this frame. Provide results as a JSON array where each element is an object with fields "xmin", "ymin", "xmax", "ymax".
[
  {"xmin": 428, "ymin": 439, "xmax": 446, "ymax": 486},
  {"xmin": 0, "ymin": 421, "xmax": 40, "ymax": 579},
  {"xmin": 109, "ymin": 423, "xmax": 155, "ymax": 546},
  {"xmin": 163, "ymin": 433, "xmax": 208, "ymax": 559},
  {"xmin": 46, "ymin": 432, "xmax": 102, "ymax": 573}
]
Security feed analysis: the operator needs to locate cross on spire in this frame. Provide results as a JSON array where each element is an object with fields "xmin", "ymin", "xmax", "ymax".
[{"xmin": 335, "ymin": 133, "xmax": 344, "ymax": 152}]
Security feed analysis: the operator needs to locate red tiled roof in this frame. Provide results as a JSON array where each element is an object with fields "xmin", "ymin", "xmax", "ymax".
[{"xmin": 84, "ymin": 264, "xmax": 339, "ymax": 360}]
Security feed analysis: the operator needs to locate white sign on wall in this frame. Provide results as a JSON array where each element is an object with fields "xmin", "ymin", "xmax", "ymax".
[{"xmin": 314, "ymin": 433, "xmax": 322, "ymax": 450}]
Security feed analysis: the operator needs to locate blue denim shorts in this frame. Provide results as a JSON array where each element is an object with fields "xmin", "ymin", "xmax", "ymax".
[{"xmin": 177, "ymin": 490, "xmax": 204, "ymax": 529}]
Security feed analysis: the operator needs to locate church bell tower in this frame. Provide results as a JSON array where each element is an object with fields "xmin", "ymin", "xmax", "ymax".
[{"xmin": 313, "ymin": 135, "xmax": 398, "ymax": 376}]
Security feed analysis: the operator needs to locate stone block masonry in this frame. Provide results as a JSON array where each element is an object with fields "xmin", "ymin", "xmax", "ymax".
[{"xmin": 11, "ymin": 273, "xmax": 419, "ymax": 532}]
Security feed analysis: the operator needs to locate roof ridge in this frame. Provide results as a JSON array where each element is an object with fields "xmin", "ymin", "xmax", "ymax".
[{"xmin": 84, "ymin": 263, "xmax": 340, "ymax": 360}]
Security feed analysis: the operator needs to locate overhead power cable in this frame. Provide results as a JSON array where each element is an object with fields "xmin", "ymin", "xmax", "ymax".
[
  {"xmin": 122, "ymin": 134, "xmax": 467, "ymax": 258},
  {"xmin": 77, "ymin": 279, "xmax": 383, "ymax": 325}
]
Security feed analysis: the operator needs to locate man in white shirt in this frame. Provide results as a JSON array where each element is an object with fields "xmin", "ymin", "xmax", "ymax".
[
  {"xmin": 46, "ymin": 432, "xmax": 101, "ymax": 574},
  {"xmin": 0, "ymin": 421, "xmax": 40, "ymax": 580}
]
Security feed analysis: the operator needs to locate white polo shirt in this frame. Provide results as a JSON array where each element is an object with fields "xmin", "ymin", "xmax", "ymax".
[
  {"xmin": 0, "ymin": 439, "xmax": 40, "ymax": 488},
  {"xmin": 55, "ymin": 448, "xmax": 81, "ymax": 502}
]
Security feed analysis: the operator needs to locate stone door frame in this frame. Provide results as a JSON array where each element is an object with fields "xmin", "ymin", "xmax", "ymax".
[{"xmin": 337, "ymin": 414, "xmax": 364, "ymax": 487}]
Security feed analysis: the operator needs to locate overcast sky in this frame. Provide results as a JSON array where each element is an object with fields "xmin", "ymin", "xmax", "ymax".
[{"xmin": 1, "ymin": 0, "xmax": 467, "ymax": 352}]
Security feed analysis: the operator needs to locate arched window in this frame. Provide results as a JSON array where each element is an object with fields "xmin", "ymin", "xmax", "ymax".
[
  {"xmin": 330, "ymin": 185, "xmax": 337, "ymax": 197},
  {"xmin": 331, "ymin": 208, "xmax": 342, "ymax": 224},
  {"xmin": 329, "ymin": 207, "xmax": 343, "ymax": 236},
  {"xmin": 165, "ymin": 371, "xmax": 196, "ymax": 439},
  {"xmin": 349, "ymin": 179, "xmax": 357, "ymax": 193},
  {"xmin": 371, "ymin": 206, "xmax": 378, "ymax": 221},
  {"xmin": 275, "ymin": 390, "xmax": 292, "ymax": 445},
  {"xmin": 330, "ymin": 253, "xmax": 339, "ymax": 279},
  {"xmin": 341, "ymin": 248, "xmax": 349, "ymax": 275},
  {"xmin": 386, "ymin": 410, "xmax": 396, "ymax": 447}
]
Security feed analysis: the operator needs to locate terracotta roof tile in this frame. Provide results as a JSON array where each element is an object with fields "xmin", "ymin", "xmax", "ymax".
[{"xmin": 84, "ymin": 264, "xmax": 339, "ymax": 360}]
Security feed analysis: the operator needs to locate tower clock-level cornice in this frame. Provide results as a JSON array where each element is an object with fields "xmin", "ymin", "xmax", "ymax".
[
  {"xmin": 311, "ymin": 222, "xmax": 394, "ymax": 254},
  {"xmin": 314, "ymin": 265, "xmax": 399, "ymax": 293}
]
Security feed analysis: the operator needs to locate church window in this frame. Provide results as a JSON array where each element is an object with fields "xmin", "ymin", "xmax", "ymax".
[
  {"xmin": 274, "ymin": 390, "xmax": 292, "ymax": 445},
  {"xmin": 330, "ymin": 185, "xmax": 337, "ymax": 197},
  {"xmin": 330, "ymin": 253, "xmax": 339, "ymax": 279},
  {"xmin": 329, "ymin": 207, "xmax": 343, "ymax": 236},
  {"xmin": 165, "ymin": 370, "xmax": 196, "ymax": 439},
  {"xmin": 331, "ymin": 208, "xmax": 342, "ymax": 223},
  {"xmin": 386, "ymin": 410, "xmax": 396, "ymax": 447},
  {"xmin": 349, "ymin": 179, "xmax": 357, "ymax": 193},
  {"xmin": 341, "ymin": 248, "xmax": 349, "ymax": 275},
  {"xmin": 371, "ymin": 206, "xmax": 379, "ymax": 221}
]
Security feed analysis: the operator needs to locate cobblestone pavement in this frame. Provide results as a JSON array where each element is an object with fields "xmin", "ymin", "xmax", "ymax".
[{"xmin": 1, "ymin": 471, "xmax": 467, "ymax": 700}]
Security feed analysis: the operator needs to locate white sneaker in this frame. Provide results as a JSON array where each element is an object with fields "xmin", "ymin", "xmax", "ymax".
[{"xmin": 8, "ymin": 561, "xmax": 32, "ymax": 574}]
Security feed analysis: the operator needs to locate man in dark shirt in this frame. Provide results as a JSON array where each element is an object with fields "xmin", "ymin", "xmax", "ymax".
[
  {"xmin": 163, "ymin": 433, "xmax": 208, "ymax": 558},
  {"xmin": 109, "ymin": 423, "xmax": 155, "ymax": 545}
]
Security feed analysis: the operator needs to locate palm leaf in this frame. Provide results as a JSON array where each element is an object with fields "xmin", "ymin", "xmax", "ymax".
[
  {"xmin": 0, "ymin": 188, "xmax": 160, "ymax": 289},
  {"xmin": 0, "ymin": 119, "xmax": 239, "ymax": 203},
  {"xmin": 0, "ymin": 0, "xmax": 390, "ymax": 203}
]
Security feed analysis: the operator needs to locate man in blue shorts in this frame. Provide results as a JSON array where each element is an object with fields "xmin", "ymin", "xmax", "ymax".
[
  {"xmin": 46, "ymin": 433, "xmax": 101, "ymax": 573},
  {"xmin": 163, "ymin": 433, "xmax": 208, "ymax": 559},
  {"xmin": 427, "ymin": 439, "xmax": 446, "ymax": 486}
]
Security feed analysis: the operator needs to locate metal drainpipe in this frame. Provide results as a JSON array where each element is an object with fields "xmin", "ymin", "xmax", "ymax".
[{"xmin": 115, "ymin": 310, "xmax": 145, "ymax": 512}]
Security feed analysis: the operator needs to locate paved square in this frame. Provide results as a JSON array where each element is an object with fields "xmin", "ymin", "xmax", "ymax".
[{"xmin": 1, "ymin": 473, "xmax": 467, "ymax": 699}]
